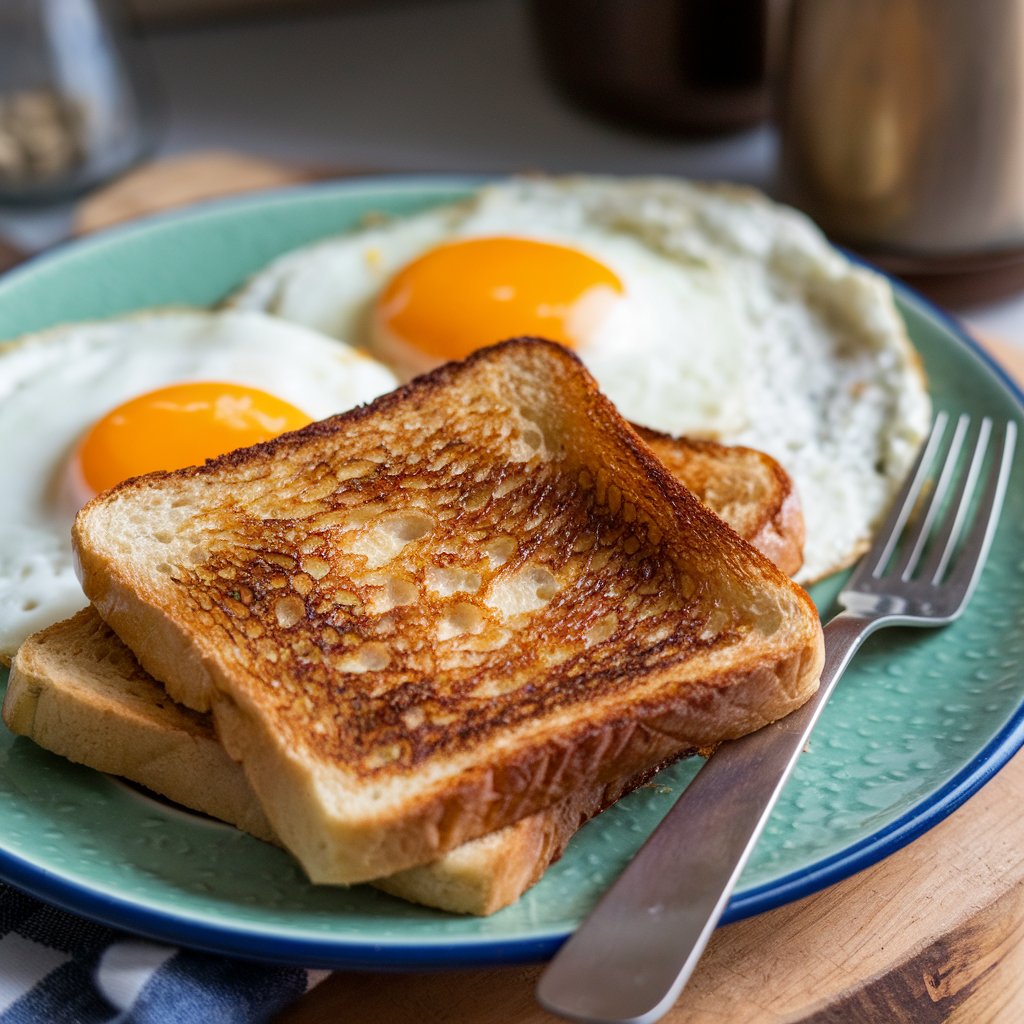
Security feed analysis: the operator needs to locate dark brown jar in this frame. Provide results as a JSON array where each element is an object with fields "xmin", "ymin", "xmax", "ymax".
[{"xmin": 527, "ymin": 0, "xmax": 771, "ymax": 136}]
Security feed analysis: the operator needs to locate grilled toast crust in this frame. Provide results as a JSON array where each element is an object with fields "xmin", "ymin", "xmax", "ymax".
[{"xmin": 73, "ymin": 339, "xmax": 824, "ymax": 884}]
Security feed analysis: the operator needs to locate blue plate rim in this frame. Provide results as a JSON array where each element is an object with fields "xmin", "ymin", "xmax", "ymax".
[
  {"xmin": 1, "ymin": 174, "xmax": 1022, "ymax": 968},
  {"xmin": 0, "ymin": 172, "xmax": 492, "ymax": 307}
]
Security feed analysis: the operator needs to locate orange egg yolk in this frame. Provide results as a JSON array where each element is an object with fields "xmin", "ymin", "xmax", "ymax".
[
  {"xmin": 76, "ymin": 381, "xmax": 312, "ymax": 496},
  {"xmin": 374, "ymin": 236, "xmax": 624, "ymax": 362}
]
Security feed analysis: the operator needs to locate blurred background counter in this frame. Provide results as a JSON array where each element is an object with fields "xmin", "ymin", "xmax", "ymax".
[{"xmin": 2, "ymin": 0, "xmax": 1023, "ymax": 346}]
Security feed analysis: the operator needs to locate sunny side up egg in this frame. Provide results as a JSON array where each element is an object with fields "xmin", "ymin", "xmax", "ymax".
[
  {"xmin": 230, "ymin": 176, "xmax": 933, "ymax": 585},
  {"xmin": 231, "ymin": 182, "xmax": 755, "ymax": 439},
  {"xmin": 0, "ymin": 309, "xmax": 398, "ymax": 661}
]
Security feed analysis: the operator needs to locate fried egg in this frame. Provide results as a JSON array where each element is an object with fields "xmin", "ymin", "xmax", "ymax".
[
  {"xmin": 0, "ymin": 309, "xmax": 398, "ymax": 660},
  {"xmin": 231, "ymin": 176, "xmax": 932, "ymax": 584}
]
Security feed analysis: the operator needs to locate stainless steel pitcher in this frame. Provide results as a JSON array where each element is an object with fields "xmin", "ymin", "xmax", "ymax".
[{"xmin": 776, "ymin": 0, "xmax": 1024, "ymax": 257}]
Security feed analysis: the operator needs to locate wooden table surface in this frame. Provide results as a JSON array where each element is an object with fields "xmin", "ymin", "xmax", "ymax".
[{"xmin": 73, "ymin": 155, "xmax": 1024, "ymax": 1024}]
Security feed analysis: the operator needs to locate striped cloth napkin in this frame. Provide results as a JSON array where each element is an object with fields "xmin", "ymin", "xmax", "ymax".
[{"xmin": 0, "ymin": 883, "xmax": 326, "ymax": 1023}]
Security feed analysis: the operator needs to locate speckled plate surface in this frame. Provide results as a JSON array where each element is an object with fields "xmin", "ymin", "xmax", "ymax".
[{"xmin": 0, "ymin": 178, "xmax": 1022, "ymax": 969}]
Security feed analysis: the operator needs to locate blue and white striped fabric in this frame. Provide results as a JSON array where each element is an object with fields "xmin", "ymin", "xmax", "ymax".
[{"xmin": 0, "ymin": 883, "xmax": 326, "ymax": 1023}]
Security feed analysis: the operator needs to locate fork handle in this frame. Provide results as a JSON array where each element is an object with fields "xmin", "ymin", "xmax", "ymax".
[{"xmin": 536, "ymin": 611, "xmax": 880, "ymax": 1024}]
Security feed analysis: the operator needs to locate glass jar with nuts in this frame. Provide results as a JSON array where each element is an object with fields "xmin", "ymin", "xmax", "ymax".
[{"xmin": 0, "ymin": 0, "xmax": 158, "ymax": 203}]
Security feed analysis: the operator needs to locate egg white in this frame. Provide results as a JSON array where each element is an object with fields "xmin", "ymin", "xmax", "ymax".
[
  {"xmin": 231, "ymin": 176, "xmax": 932, "ymax": 585},
  {"xmin": 0, "ymin": 309, "xmax": 398, "ymax": 661}
]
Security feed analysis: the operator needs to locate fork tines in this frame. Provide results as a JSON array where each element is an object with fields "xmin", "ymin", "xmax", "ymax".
[{"xmin": 856, "ymin": 413, "xmax": 1017, "ymax": 594}]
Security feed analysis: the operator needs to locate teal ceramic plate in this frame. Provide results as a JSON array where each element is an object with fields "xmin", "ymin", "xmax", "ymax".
[{"xmin": 1, "ymin": 178, "xmax": 1022, "ymax": 968}]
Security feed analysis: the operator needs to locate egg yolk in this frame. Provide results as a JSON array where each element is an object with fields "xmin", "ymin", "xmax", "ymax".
[
  {"xmin": 76, "ymin": 381, "xmax": 312, "ymax": 496},
  {"xmin": 374, "ymin": 236, "xmax": 624, "ymax": 363}
]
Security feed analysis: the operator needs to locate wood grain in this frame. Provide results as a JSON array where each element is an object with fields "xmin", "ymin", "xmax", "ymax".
[
  {"xmin": 71, "ymin": 151, "xmax": 320, "ymax": 235},
  {"xmin": 0, "ymin": 236, "xmax": 24, "ymax": 275},
  {"xmin": 67, "ymin": 153, "xmax": 1024, "ymax": 1024},
  {"xmin": 277, "ymin": 748, "xmax": 1024, "ymax": 1024},
  {"xmin": 982, "ymin": 337, "xmax": 1024, "ymax": 383}
]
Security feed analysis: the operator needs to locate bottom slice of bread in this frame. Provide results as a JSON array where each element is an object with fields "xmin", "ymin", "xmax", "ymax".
[{"xmin": 2, "ymin": 608, "xmax": 679, "ymax": 915}]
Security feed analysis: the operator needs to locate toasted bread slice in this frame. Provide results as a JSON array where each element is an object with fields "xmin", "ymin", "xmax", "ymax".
[
  {"xmin": 637, "ymin": 428, "xmax": 803, "ymax": 578},
  {"xmin": 4, "ymin": 434, "xmax": 799, "ymax": 914},
  {"xmin": 73, "ymin": 339, "xmax": 824, "ymax": 884}
]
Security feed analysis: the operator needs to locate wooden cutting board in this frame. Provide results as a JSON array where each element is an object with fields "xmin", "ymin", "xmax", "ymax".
[{"xmin": 74, "ymin": 153, "xmax": 1024, "ymax": 1024}]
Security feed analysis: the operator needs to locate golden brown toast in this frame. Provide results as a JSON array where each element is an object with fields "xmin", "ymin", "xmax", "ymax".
[
  {"xmin": 5, "ymin": 432, "xmax": 800, "ymax": 914},
  {"xmin": 73, "ymin": 338, "xmax": 824, "ymax": 884}
]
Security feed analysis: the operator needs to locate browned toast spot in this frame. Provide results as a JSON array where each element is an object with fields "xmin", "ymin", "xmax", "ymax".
[{"xmin": 169, "ymin": 407, "xmax": 742, "ymax": 774}]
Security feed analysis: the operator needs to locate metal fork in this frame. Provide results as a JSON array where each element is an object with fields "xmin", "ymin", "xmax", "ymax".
[{"xmin": 537, "ymin": 413, "xmax": 1017, "ymax": 1024}]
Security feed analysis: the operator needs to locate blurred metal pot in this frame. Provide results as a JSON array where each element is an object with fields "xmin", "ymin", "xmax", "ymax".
[
  {"xmin": 528, "ymin": 0, "xmax": 773, "ymax": 136},
  {"xmin": 776, "ymin": 0, "xmax": 1024, "ymax": 258}
]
